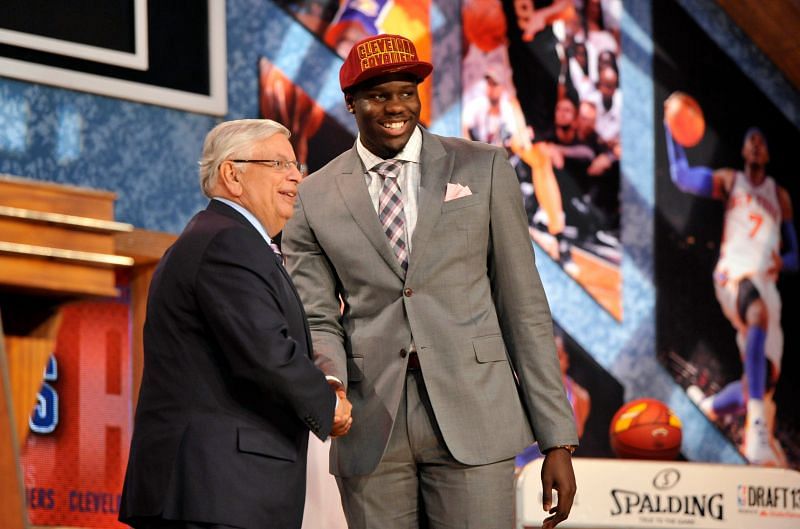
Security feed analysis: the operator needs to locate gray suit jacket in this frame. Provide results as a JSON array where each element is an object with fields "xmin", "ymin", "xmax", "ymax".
[{"xmin": 283, "ymin": 128, "xmax": 578, "ymax": 477}]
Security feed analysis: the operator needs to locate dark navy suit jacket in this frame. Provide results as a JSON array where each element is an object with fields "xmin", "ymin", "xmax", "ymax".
[{"xmin": 120, "ymin": 200, "xmax": 335, "ymax": 529}]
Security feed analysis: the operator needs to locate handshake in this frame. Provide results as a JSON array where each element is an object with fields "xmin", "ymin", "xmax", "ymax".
[{"xmin": 330, "ymin": 381, "xmax": 353, "ymax": 438}]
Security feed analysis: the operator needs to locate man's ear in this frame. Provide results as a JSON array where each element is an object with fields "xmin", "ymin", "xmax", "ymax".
[
  {"xmin": 219, "ymin": 160, "xmax": 243, "ymax": 196},
  {"xmin": 344, "ymin": 93, "xmax": 355, "ymax": 113}
]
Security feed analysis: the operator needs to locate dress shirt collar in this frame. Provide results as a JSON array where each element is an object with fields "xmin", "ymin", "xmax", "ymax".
[
  {"xmin": 356, "ymin": 126, "xmax": 422, "ymax": 169},
  {"xmin": 212, "ymin": 197, "xmax": 272, "ymax": 245}
]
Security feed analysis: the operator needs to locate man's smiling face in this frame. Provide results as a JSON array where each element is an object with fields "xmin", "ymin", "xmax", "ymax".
[{"xmin": 347, "ymin": 73, "xmax": 421, "ymax": 159}]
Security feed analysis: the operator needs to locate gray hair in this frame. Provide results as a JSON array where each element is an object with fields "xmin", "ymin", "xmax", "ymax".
[{"xmin": 198, "ymin": 119, "xmax": 291, "ymax": 197}]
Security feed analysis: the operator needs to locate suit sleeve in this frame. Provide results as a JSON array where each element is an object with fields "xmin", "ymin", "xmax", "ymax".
[
  {"xmin": 283, "ymin": 191, "xmax": 349, "ymax": 386},
  {"xmin": 486, "ymin": 148, "xmax": 579, "ymax": 450},
  {"xmin": 195, "ymin": 227, "xmax": 335, "ymax": 440}
]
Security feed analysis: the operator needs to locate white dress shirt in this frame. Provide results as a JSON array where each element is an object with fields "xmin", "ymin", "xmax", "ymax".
[{"xmin": 356, "ymin": 126, "xmax": 422, "ymax": 252}]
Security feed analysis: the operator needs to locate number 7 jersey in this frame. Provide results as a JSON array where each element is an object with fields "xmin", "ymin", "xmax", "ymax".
[{"xmin": 715, "ymin": 171, "xmax": 782, "ymax": 281}]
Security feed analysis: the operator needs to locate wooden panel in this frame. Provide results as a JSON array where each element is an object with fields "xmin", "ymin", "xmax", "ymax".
[
  {"xmin": 0, "ymin": 176, "xmax": 132, "ymax": 299},
  {"xmin": 0, "ymin": 218, "xmax": 115, "ymax": 254},
  {"xmin": 115, "ymin": 228, "xmax": 177, "ymax": 265},
  {"xmin": 4, "ymin": 313, "xmax": 61, "ymax": 449},
  {"xmin": 0, "ymin": 174, "xmax": 116, "ymax": 220},
  {"xmin": 6, "ymin": 338, "xmax": 55, "ymax": 448},
  {"xmin": 0, "ymin": 205, "xmax": 133, "ymax": 233},
  {"xmin": 0, "ymin": 175, "xmax": 136, "ymax": 529},
  {"xmin": 717, "ymin": 0, "xmax": 800, "ymax": 91},
  {"xmin": 7, "ymin": 314, "xmax": 61, "ymax": 447},
  {"xmin": 0, "ymin": 316, "xmax": 28, "ymax": 529},
  {"xmin": 0, "ymin": 255, "xmax": 120, "ymax": 298}
]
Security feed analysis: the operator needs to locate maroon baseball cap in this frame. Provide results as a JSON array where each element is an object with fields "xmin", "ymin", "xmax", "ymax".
[{"xmin": 339, "ymin": 33, "xmax": 433, "ymax": 92}]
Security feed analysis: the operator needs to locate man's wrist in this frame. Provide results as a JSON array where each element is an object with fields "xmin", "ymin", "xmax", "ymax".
[{"xmin": 545, "ymin": 444, "xmax": 577, "ymax": 455}]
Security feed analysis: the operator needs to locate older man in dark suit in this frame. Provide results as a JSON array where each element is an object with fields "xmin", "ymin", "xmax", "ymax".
[
  {"xmin": 284, "ymin": 34, "xmax": 577, "ymax": 529},
  {"xmin": 120, "ymin": 119, "xmax": 352, "ymax": 529}
]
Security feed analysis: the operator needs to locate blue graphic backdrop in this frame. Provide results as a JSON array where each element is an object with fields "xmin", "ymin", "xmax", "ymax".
[{"xmin": 1, "ymin": 0, "xmax": 795, "ymax": 464}]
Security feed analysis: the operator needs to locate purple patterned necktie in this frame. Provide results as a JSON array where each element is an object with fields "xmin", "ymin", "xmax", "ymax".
[
  {"xmin": 269, "ymin": 242, "xmax": 284, "ymax": 265},
  {"xmin": 373, "ymin": 159, "xmax": 408, "ymax": 272}
]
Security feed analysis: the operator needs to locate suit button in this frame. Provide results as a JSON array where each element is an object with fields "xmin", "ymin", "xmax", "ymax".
[
  {"xmin": 400, "ymin": 349, "xmax": 407, "ymax": 358},
  {"xmin": 403, "ymin": 288, "xmax": 413, "ymax": 297}
]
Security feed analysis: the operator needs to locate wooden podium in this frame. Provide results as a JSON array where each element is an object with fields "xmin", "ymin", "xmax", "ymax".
[{"xmin": 0, "ymin": 175, "xmax": 174, "ymax": 529}]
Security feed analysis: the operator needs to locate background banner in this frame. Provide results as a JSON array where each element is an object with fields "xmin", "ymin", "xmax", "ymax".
[
  {"xmin": 22, "ymin": 300, "xmax": 132, "ymax": 528},
  {"xmin": 654, "ymin": 0, "xmax": 800, "ymax": 470}
]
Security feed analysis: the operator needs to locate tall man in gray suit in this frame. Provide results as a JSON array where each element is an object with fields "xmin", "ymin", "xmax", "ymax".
[{"xmin": 283, "ymin": 34, "xmax": 577, "ymax": 529}]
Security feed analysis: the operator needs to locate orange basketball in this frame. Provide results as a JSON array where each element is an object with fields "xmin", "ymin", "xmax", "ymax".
[
  {"xmin": 462, "ymin": 0, "xmax": 507, "ymax": 52},
  {"xmin": 665, "ymin": 91, "xmax": 705, "ymax": 147},
  {"xmin": 610, "ymin": 398, "xmax": 682, "ymax": 460}
]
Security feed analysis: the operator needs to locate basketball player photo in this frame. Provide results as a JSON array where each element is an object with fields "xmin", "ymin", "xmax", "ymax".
[{"xmin": 653, "ymin": 0, "xmax": 800, "ymax": 470}]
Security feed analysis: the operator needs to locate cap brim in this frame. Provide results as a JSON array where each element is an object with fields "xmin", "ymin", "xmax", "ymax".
[{"xmin": 343, "ymin": 61, "xmax": 433, "ymax": 92}]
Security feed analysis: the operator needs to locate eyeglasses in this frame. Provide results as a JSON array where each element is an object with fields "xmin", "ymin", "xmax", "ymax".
[{"xmin": 231, "ymin": 159, "xmax": 308, "ymax": 176}]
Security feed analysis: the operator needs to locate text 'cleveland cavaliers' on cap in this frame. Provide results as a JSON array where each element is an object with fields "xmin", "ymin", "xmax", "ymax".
[{"xmin": 339, "ymin": 33, "xmax": 433, "ymax": 92}]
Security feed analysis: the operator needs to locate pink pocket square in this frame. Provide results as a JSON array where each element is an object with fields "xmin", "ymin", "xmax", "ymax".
[{"xmin": 445, "ymin": 183, "xmax": 473, "ymax": 202}]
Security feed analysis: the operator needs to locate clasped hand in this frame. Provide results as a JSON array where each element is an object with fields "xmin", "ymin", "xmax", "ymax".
[{"xmin": 330, "ymin": 382, "xmax": 353, "ymax": 437}]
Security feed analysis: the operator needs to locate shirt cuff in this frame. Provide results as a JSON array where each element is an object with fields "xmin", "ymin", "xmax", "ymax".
[
  {"xmin": 326, "ymin": 375, "xmax": 344, "ymax": 387},
  {"xmin": 326, "ymin": 376, "xmax": 343, "ymax": 410}
]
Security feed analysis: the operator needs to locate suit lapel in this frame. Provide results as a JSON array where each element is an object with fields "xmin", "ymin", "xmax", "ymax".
[
  {"xmin": 277, "ymin": 263, "xmax": 314, "ymax": 357},
  {"xmin": 266, "ymin": 247, "xmax": 315, "ymax": 358},
  {"xmin": 336, "ymin": 147, "xmax": 407, "ymax": 279},
  {"xmin": 208, "ymin": 200, "xmax": 314, "ymax": 357},
  {"xmin": 406, "ymin": 130, "xmax": 452, "ymax": 281}
]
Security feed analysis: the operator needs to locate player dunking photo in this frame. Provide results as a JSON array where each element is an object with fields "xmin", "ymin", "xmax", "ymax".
[{"xmin": 665, "ymin": 109, "xmax": 798, "ymax": 466}]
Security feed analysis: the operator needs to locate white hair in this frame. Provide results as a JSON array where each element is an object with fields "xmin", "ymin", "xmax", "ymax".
[{"xmin": 198, "ymin": 119, "xmax": 291, "ymax": 197}]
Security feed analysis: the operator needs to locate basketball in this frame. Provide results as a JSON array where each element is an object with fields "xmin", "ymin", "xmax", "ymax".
[
  {"xmin": 664, "ymin": 91, "xmax": 705, "ymax": 147},
  {"xmin": 462, "ymin": 0, "xmax": 507, "ymax": 53},
  {"xmin": 610, "ymin": 398, "xmax": 682, "ymax": 460}
]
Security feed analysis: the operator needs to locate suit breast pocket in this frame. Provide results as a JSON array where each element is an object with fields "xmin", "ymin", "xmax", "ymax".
[
  {"xmin": 441, "ymin": 193, "xmax": 481, "ymax": 213},
  {"xmin": 439, "ymin": 194, "xmax": 485, "ymax": 236}
]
